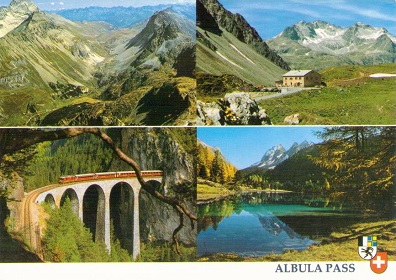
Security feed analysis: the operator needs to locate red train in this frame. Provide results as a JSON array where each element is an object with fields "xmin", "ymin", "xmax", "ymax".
[{"xmin": 59, "ymin": 170, "xmax": 163, "ymax": 184}]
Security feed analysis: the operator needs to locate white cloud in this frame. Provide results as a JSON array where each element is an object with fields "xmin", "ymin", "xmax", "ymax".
[
  {"xmin": 235, "ymin": 2, "xmax": 321, "ymax": 18},
  {"xmin": 243, "ymin": 0, "xmax": 396, "ymax": 23},
  {"xmin": 325, "ymin": 2, "xmax": 396, "ymax": 22},
  {"xmin": 50, "ymin": 2, "xmax": 55, "ymax": 5},
  {"xmin": 59, "ymin": 2, "xmax": 64, "ymax": 5}
]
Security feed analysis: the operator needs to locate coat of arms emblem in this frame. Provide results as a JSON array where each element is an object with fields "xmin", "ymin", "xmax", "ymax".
[
  {"xmin": 358, "ymin": 236, "xmax": 377, "ymax": 260},
  {"xmin": 370, "ymin": 252, "xmax": 388, "ymax": 274}
]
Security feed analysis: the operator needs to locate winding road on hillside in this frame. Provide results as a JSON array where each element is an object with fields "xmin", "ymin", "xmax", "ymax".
[{"xmin": 251, "ymin": 87, "xmax": 319, "ymax": 102}]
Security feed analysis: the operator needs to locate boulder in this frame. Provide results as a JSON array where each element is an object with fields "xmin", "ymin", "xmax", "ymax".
[
  {"xmin": 196, "ymin": 92, "xmax": 272, "ymax": 125},
  {"xmin": 196, "ymin": 101, "xmax": 224, "ymax": 125},
  {"xmin": 284, "ymin": 113, "xmax": 301, "ymax": 125}
]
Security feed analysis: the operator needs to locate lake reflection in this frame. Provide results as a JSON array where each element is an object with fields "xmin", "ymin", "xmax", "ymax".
[{"xmin": 197, "ymin": 192, "xmax": 358, "ymax": 257}]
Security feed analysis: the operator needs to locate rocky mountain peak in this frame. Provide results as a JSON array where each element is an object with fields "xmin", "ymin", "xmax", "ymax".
[
  {"xmin": 279, "ymin": 20, "xmax": 395, "ymax": 44},
  {"xmin": 251, "ymin": 141, "xmax": 311, "ymax": 170},
  {"xmin": 261, "ymin": 144, "xmax": 286, "ymax": 160},
  {"xmin": 281, "ymin": 20, "xmax": 342, "ymax": 41},
  {"xmin": 0, "ymin": 0, "xmax": 40, "ymax": 37},
  {"xmin": 269, "ymin": 20, "xmax": 396, "ymax": 68},
  {"xmin": 150, "ymin": 8, "xmax": 176, "ymax": 25},
  {"xmin": 126, "ymin": 8, "xmax": 193, "ymax": 51},
  {"xmin": 355, "ymin": 22, "xmax": 368, "ymax": 27},
  {"xmin": 287, "ymin": 140, "xmax": 310, "ymax": 156},
  {"xmin": 118, "ymin": 7, "xmax": 195, "ymax": 77},
  {"xmin": 198, "ymin": 0, "xmax": 290, "ymax": 70},
  {"xmin": 9, "ymin": 0, "xmax": 39, "ymax": 14},
  {"xmin": 196, "ymin": 0, "xmax": 219, "ymax": 30},
  {"xmin": 198, "ymin": 139, "xmax": 219, "ymax": 153},
  {"xmin": 148, "ymin": 8, "xmax": 193, "ymax": 35}
]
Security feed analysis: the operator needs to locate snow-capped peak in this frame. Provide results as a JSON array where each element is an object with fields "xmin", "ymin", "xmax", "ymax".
[
  {"xmin": 250, "ymin": 141, "xmax": 311, "ymax": 170},
  {"xmin": 277, "ymin": 20, "xmax": 396, "ymax": 55}
]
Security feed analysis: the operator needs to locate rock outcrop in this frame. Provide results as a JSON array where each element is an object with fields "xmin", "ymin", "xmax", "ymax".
[
  {"xmin": 0, "ymin": 172, "xmax": 25, "ymax": 233},
  {"xmin": 196, "ymin": 92, "xmax": 272, "ymax": 125}
]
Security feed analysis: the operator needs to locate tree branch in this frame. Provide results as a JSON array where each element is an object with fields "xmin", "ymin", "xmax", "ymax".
[
  {"xmin": 87, "ymin": 129, "xmax": 197, "ymax": 237},
  {"xmin": 1, "ymin": 127, "xmax": 197, "ymax": 251}
]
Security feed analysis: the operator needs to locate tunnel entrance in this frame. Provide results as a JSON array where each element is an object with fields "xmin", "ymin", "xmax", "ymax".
[
  {"xmin": 60, "ymin": 189, "xmax": 79, "ymax": 215},
  {"xmin": 110, "ymin": 182, "xmax": 134, "ymax": 254},
  {"xmin": 83, "ymin": 185, "xmax": 105, "ymax": 243}
]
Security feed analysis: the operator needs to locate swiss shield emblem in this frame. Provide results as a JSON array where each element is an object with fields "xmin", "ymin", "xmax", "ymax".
[
  {"xmin": 358, "ymin": 236, "xmax": 377, "ymax": 260},
  {"xmin": 370, "ymin": 252, "xmax": 388, "ymax": 274}
]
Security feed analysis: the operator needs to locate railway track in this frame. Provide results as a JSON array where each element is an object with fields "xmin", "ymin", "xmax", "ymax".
[
  {"xmin": 22, "ymin": 184, "xmax": 58, "ymax": 252},
  {"xmin": 19, "ymin": 171, "xmax": 162, "ymax": 255}
]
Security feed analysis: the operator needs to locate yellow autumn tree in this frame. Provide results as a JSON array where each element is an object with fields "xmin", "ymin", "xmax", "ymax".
[{"xmin": 312, "ymin": 127, "xmax": 395, "ymax": 211}]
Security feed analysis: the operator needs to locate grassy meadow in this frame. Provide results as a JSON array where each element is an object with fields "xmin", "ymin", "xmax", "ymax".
[
  {"xmin": 258, "ymin": 63, "xmax": 396, "ymax": 125},
  {"xmin": 197, "ymin": 182, "xmax": 234, "ymax": 202}
]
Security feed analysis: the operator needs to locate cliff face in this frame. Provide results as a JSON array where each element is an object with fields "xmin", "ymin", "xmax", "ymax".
[
  {"xmin": 111, "ymin": 128, "xmax": 196, "ymax": 245},
  {"xmin": 0, "ymin": 172, "xmax": 25, "ymax": 233}
]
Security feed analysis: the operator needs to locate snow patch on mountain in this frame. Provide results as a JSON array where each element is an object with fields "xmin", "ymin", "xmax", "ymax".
[
  {"xmin": 230, "ymin": 43, "xmax": 256, "ymax": 65},
  {"xmin": 216, "ymin": 51, "xmax": 243, "ymax": 69},
  {"xmin": 251, "ymin": 141, "xmax": 311, "ymax": 170},
  {"xmin": 274, "ymin": 20, "xmax": 396, "ymax": 56}
]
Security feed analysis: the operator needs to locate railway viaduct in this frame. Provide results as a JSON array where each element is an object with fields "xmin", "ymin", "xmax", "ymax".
[{"xmin": 24, "ymin": 171, "xmax": 163, "ymax": 260}]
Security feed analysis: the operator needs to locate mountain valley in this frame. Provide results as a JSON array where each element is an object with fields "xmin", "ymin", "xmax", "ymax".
[
  {"xmin": 196, "ymin": 0, "xmax": 289, "ymax": 99},
  {"xmin": 0, "ymin": 0, "xmax": 196, "ymax": 126}
]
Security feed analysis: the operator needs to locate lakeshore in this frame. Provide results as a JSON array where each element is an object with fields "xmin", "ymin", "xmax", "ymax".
[{"xmin": 197, "ymin": 180, "xmax": 292, "ymax": 205}]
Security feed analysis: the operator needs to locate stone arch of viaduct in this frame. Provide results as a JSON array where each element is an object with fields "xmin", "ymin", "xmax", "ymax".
[{"xmin": 35, "ymin": 176, "xmax": 162, "ymax": 259}]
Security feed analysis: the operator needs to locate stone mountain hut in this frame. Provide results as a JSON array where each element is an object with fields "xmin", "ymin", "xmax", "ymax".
[{"xmin": 282, "ymin": 70, "xmax": 321, "ymax": 87}]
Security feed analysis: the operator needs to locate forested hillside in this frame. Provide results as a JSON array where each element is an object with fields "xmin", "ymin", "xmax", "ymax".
[
  {"xmin": 197, "ymin": 140, "xmax": 237, "ymax": 184},
  {"xmin": 310, "ymin": 127, "xmax": 395, "ymax": 213},
  {"xmin": 237, "ymin": 127, "xmax": 395, "ymax": 214},
  {"xmin": 243, "ymin": 145, "xmax": 326, "ymax": 193},
  {"xmin": 21, "ymin": 134, "xmax": 114, "ymax": 191}
]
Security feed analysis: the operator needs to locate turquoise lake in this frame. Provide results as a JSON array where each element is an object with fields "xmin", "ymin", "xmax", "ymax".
[{"xmin": 197, "ymin": 192, "xmax": 362, "ymax": 257}]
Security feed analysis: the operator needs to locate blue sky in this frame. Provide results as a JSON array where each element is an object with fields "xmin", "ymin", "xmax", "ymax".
[
  {"xmin": 0, "ymin": 0, "xmax": 195, "ymax": 10},
  {"xmin": 219, "ymin": 0, "xmax": 396, "ymax": 39},
  {"xmin": 198, "ymin": 127, "xmax": 324, "ymax": 169}
]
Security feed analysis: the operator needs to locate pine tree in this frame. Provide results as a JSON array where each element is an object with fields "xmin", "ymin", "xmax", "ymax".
[
  {"xmin": 211, "ymin": 150, "xmax": 226, "ymax": 183},
  {"xmin": 42, "ymin": 199, "xmax": 110, "ymax": 262},
  {"xmin": 312, "ymin": 127, "xmax": 395, "ymax": 211}
]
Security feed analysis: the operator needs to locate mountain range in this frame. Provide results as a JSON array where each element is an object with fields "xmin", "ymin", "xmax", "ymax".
[
  {"xmin": 267, "ymin": 20, "xmax": 396, "ymax": 69},
  {"xmin": 0, "ymin": 0, "xmax": 195, "ymax": 126},
  {"xmin": 196, "ymin": 0, "xmax": 289, "ymax": 89},
  {"xmin": 51, "ymin": 4, "xmax": 196, "ymax": 28},
  {"xmin": 250, "ymin": 141, "xmax": 311, "ymax": 170}
]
